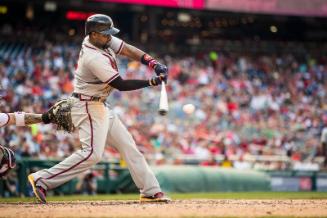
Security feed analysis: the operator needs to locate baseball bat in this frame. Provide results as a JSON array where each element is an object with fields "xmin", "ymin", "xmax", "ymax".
[{"xmin": 158, "ymin": 81, "xmax": 169, "ymax": 116}]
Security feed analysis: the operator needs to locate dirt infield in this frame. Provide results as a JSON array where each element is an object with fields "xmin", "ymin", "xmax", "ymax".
[{"xmin": 0, "ymin": 199, "xmax": 327, "ymax": 217}]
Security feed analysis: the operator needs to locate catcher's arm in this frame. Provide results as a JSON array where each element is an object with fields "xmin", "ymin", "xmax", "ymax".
[
  {"xmin": 1, "ymin": 113, "xmax": 43, "ymax": 127},
  {"xmin": 0, "ymin": 99, "xmax": 73, "ymax": 133}
]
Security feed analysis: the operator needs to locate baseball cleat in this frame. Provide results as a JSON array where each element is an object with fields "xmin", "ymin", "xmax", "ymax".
[
  {"xmin": 28, "ymin": 174, "xmax": 47, "ymax": 204},
  {"xmin": 139, "ymin": 192, "xmax": 171, "ymax": 203}
]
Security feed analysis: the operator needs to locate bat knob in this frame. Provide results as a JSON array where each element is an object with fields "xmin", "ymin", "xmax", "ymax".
[{"xmin": 158, "ymin": 109, "xmax": 167, "ymax": 116}]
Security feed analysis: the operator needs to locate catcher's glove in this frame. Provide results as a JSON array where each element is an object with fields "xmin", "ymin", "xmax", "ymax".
[
  {"xmin": 0, "ymin": 144, "xmax": 16, "ymax": 178},
  {"xmin": 42, "ymin": 99, "xmax": 75, "ymax": 133}
]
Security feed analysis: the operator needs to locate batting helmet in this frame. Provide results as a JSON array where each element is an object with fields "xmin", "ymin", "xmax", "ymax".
[
  {"xmin": 85, "ymin": 14, "xmax": 119, "ymax": 36},
  {"xmin": 0, "ymin": 144, "xmax": 16, "ymax": 178}
]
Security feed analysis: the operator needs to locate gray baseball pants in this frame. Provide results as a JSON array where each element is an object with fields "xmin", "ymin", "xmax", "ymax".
[{"xmin": 31, "ymin": 97, "xmax": 161, "ymax": 196}]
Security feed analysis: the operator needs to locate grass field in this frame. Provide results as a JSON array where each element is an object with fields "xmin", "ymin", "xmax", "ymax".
[{"xmin": 1, "ymin": 192, "xmax": 327, "ymax": 202}]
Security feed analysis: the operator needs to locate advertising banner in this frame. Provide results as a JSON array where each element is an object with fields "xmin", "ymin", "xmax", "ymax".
[
  {"xmin": 94, "ymin": 0, "xmax": 204, "ymax": 9},
  {"xmin": 206, "ymin": 0, "xmax": 327, "ymax": 17}
]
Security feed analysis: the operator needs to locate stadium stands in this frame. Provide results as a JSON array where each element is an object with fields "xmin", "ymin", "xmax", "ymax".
[{"xmin": 0, "ymin": 22, "xmax": 326, "ymax": 172}]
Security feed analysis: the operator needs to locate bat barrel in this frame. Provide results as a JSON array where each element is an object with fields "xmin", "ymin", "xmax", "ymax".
[{"xmin": 158, "ymin": 81, "xmax": 169, "ymax": 116}]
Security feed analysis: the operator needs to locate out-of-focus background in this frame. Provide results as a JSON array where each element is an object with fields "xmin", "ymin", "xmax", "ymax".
[{"xmin": 0, "ymin": 0, "xmax": 327, "ymax": 197}]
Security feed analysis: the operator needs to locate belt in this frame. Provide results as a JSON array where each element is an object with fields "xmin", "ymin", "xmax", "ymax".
[{"xmin": 72, "ymin": 93, "xmax": 105, "ymax": 102}]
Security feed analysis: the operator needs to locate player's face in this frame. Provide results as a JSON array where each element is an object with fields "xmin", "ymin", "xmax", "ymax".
[
  {"xmin": 90, "ymin": 32, "xmax": 112, "ymax": 48},
  {"xmin": 97, "ymin": 32, "xmax": 112, "ymax": 44}
]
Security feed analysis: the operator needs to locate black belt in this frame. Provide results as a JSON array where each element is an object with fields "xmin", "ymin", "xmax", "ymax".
[{"xmin": 72, "ymin": 93, "xmax": 105, "ymax": 102}]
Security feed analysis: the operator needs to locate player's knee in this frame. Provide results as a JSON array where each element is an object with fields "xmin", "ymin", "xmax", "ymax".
[{"xmin": 89, "ymin": 152, "xmax": 103, "ymax": 164}]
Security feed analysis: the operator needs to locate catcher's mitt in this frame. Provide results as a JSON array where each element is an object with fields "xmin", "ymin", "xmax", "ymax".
[
  {"xmin": 0, "ymin": 144, "xmax": 16, "ymax": 178},
  {"xmin": 42, "ymin": 99, "xmax": 75, "ymax": 133}
]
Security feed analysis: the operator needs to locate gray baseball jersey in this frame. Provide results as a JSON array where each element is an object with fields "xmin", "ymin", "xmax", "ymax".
[{"xmin": 31, "ymin": 36, "xmax": 161, "ymax": 196}]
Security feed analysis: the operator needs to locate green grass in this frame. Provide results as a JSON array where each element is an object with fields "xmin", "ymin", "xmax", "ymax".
[{"xmin": 1, "ymin": 192, "xmax": 327, "ymax": 203}]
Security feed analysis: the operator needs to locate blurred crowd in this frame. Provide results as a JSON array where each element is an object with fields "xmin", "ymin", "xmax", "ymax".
[{"xmin": 0, "ymin": 34, "xmax": 326, "ymax": 172}]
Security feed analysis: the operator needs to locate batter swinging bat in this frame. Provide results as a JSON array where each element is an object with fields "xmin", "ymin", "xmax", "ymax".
[{"xmin": 158, "ymin": 81, "xmax": 169, "ymax": 116}]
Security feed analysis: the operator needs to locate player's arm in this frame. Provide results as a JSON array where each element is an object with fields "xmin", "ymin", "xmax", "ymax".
[
  {"xmin": 109, "ymin": 74, "xmax": 167, "ymax": 91},
  {"xmin": 108, "ymin": 36, "xmax": 168, "ymax": 76},
  {"xmin": 0, "ymin": 112, "xmax": 43, "ymax": 127},
  {"xmin": 114, "ymin": 40, "xmax": 168, "ymax": 76},
  {"xmin": 119, "ymin": 43, "xmax": 144, "ymax": 61},
  {"xmin": 87, "ymin": 53, "xmax": 167, "ymax": 91},
  {"xmin": 0, "ymin": 100, "xmax": 73, "ymax": 131}
]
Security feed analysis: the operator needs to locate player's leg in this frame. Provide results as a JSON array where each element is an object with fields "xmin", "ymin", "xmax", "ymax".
[
  {"xmin": 29, "ymin": 100, "xmax": 109, "ymax": 202},
  {"xmin": 106, "ymin": 110, "xmax": 170, "ymax": 202}
]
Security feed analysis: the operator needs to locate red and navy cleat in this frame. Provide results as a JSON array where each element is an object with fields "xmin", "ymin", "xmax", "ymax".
[
  {"xmin": 28, "ymin": 174, "xmax": 47, "ymax": 204},
  {"xmin": 139, "ymin": 192, "xmax": 171, "ymax": 203}
]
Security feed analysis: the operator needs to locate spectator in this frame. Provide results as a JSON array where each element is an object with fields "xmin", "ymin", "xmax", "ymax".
[
  {"xmin": 75, "ymin": 170, "xmax": 98, "ymax": 195},
  {"xmin": 320, "ymin": 117, "xmax": 327, "ymax": 168},
  {"xmin": 220, "ymin": 155, "xmax": 233, "ymax": 168},
  {"xmin": 200, "ymin": 154, "xmax": 218, "ymax": 166},
  {"xmin": 0, "ymin": 29, "xmax": 326, "ymax": 171}
]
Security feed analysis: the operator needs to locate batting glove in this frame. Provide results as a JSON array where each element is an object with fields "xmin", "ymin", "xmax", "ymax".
[
  {"xmin": 149, "ymin": 73, "xmax": 168, "ymax": 86},
  {"xmin": 154, "ymin": 63, "xmax": 168, "ymax": 76}
]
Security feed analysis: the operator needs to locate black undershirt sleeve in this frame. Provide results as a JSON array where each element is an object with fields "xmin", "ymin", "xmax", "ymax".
[{"xmin": 109, "ymin": 76, "xmax": 150, "ymax": 91}]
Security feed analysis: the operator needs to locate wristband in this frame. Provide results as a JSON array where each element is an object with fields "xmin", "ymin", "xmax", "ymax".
[
  {"xmin": 14, "ymin": 112, "xmax": 25, "ymax": 126},
  {"xmin": 141, "ymin": 54, "xmax": 158, "ymax": 69}
]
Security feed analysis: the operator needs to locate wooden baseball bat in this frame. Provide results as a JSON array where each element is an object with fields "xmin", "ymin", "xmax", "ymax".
[{"xmin": 158, "ymin": 81, "xmax": 169, "ymax": 116}]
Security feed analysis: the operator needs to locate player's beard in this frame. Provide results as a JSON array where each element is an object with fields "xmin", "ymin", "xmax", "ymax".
[
  {"xmin": 90, "ymin": 37, "xmax": 108, "ymax": 50},
  {"xmin": 102, "ymin": 40, "xmax": 110, "ymax": 49}
]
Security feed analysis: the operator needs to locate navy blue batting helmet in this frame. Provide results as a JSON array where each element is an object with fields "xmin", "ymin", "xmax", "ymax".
[{"xmin": 85, "ymin": 14, "xmax": 120, "ymax": 36}]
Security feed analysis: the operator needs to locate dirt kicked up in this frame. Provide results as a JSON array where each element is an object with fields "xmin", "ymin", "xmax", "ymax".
[{"xmin": 0, "ymin": 199, "xmax": 327, "ymax": 218}]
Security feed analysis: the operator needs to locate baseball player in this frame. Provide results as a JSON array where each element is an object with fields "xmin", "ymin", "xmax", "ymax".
[{"xmin": 0, "ymin": 14, "xmax": 170, "ymax": 203}]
